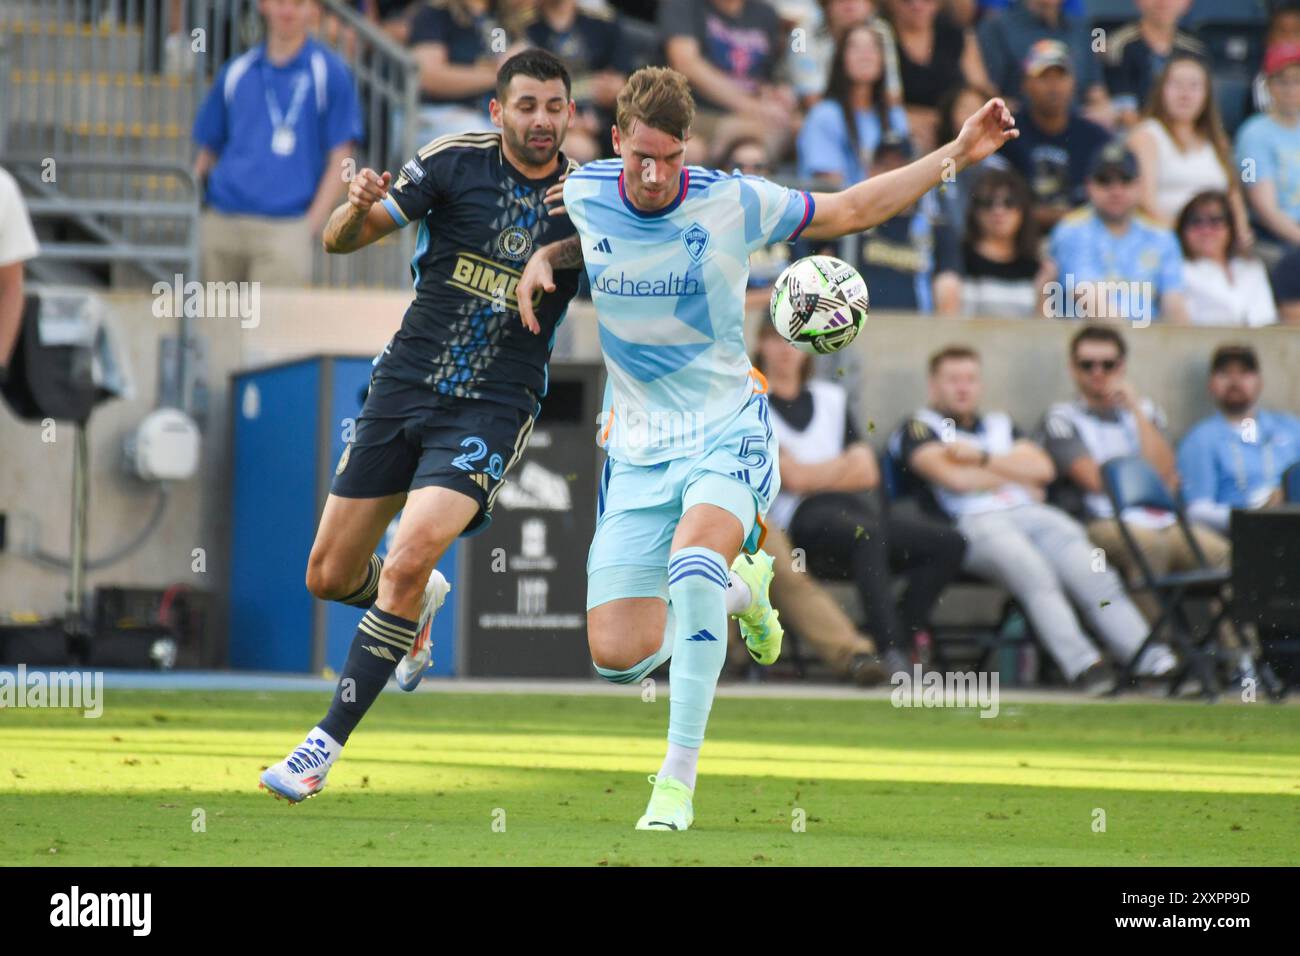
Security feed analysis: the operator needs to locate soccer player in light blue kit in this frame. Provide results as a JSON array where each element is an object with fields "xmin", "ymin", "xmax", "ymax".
[{"xmin": 519, "ymin": 66, "xmax": 1017, "ymax": 830}]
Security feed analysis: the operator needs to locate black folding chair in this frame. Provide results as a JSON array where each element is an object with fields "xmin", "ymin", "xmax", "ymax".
[{"xmin": 1101, "ymin": 456, "xmax": 1229, "ymax": 698}]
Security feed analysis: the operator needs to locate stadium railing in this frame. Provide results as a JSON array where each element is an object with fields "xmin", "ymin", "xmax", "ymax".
[{"xmin": 0, "ymin": 0, "xmax": 419, "ymax": 290}]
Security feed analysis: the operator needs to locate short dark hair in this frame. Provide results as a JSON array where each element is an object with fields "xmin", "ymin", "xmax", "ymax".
[
  {"xmin": 1211, "ymin": 343, "xmax": 1259, "ymax": 373},
  {"xmin": 1070, "ymin": 324, "xmax": 1127, "ymax": 361},
  {"xmin": 928, "ymin": 345, "xmax": 980, "ymax": 376},
  {"xmin": 496, "ymin": 48, "xmax": 571, "ymax": 101}
]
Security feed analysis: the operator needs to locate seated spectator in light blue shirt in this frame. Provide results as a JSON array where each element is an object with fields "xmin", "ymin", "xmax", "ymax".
[
  {"xmin": 193, "ymin": 0, "xmax": 362, "ymax": 285},
  {"xmin": 977, "ymin": 0, "xmax": 1111, "ymax": 125},
  {"xmin": 1045, "ymin": 142, "xmax": 1188, "ymax": 323},
  {"xmin": 1177, "ymin": 344, "xmax": 1300, "ymax": 532},
  {"xmin": 797, "ymin": 23, "xmax": 910, "ymax": 187},
  {"xmin": 1235, "ymin": 42, "xmax": 1300, "ymax": 250}
]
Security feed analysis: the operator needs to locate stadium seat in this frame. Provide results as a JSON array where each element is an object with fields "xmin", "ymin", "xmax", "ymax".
[
  {"xmin": 1282, "ymin": 462, "xmax": 1300, "ymax": 503},
  {"xmin": 1086, "ymin": 0, "xmax": 1138, "ymax": 34},
  {"xmin": 1100, "ymin": 456, "xmax": 1230, "ymax": 697},
  {"xmin": 1213, "ymin": 72, "xmax": 1253, "ymax": 137}
]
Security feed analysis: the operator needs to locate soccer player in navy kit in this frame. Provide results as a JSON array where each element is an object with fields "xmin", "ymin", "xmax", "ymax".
[{"xmin": 260, "ymin": 50, "xmax": 583, "ymax": 802}]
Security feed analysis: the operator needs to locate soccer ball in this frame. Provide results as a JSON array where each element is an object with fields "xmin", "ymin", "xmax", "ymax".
[{"xmin": 769, "ymin": 255, "xmax": 869, "ymax": 355}]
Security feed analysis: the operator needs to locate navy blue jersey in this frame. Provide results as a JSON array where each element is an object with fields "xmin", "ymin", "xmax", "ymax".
[{"xmin": 379, "ymin": 131, "xmax": 581, "ymax": 413}]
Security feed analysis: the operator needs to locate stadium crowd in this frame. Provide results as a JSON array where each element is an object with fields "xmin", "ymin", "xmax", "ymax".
[
  {"xmin": 168, "ymin": 0, "xmax": 1300, "ymax": 692},
  {"xmin": 187, "ymin": 0, "xmax": 1300, "ymax": 322}
]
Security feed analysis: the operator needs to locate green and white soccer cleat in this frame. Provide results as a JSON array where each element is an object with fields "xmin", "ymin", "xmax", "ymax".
[
  {"xmin": 731, "ymin": 549, "xmax": 783, "ymax": 665},
  {"xmin": 635, "ymin": 774, "xmax": 695, "ymax": 831}
]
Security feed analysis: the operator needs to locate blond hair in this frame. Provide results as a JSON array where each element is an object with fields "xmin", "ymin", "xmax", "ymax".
[{"xmin": 616, "ymin": 67, "xmax": 695, "ymax": 139}]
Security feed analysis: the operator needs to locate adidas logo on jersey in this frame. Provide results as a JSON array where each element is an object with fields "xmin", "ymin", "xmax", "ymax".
[
  {"xmin": 686, "ymin": 629, "xmax": 718, "ymax": 642},
  {"xmin": 593, "ymin": 237, "xmax": 613, "ymax": 254}
]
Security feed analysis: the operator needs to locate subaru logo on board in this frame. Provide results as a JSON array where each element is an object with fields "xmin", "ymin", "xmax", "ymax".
[{"xmin": 682, "ymin": 222, "xmax": 709, "ymax": 262}]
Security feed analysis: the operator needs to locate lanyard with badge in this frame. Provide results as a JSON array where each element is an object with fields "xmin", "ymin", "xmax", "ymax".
[{"xmin": 262, "ymin": 57, "xmax": 310, "ymax": 156}]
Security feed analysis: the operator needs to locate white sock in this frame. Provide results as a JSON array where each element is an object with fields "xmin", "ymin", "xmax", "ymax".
[
  {"xmin": 659, "ymin": 741, "xmax": 700, "ymax": 791},
  {"xmin": 306, "ymin": 726, "xmax": 343, "ymax": 762},
  {"xmin": 725, "ymin": 570, "xmax": 752, "ymax": 616}
]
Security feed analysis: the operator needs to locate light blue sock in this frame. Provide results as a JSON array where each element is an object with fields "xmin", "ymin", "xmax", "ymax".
[{"xmin": 666, "ymin": 547, "xmax": 730, "ymax": 749}]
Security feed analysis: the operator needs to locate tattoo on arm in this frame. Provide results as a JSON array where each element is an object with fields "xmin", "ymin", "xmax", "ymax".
[
  {"xmin": 324, "ymin": 202, "xmax": 367, "ymax": 253},
  {"xmin": 549, "ymin": 233, "xmax": 585, "ymax": 269}
]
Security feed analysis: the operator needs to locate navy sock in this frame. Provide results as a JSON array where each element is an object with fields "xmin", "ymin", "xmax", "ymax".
[
  {"xmin": 318, "ymin": 606, "xmax": 416, "ymax": 745},
  {"xmin": 338, "ymin": 553, "xmax": 384, "ymax": 608}
]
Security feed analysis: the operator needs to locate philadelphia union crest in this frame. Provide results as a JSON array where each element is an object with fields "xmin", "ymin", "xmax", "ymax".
[
  {"xmin": 496, "ymin": 226, "xmax": 533, "ymax": 261},
  {"xmin": 682, "ymin": 222, "xmax": 709, "ymax": 262}
]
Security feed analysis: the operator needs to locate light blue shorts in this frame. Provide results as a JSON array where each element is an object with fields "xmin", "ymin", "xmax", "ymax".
[{"xmin": 587, "ymin": 394, "xmax": 781, "ymax": 610}]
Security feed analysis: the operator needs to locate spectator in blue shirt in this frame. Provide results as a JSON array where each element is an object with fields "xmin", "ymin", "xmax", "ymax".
[
  {"xmin": 797, "ymin": 23, "xmax": 910, "ymax": 186},
  {"xmin": 193, "ymin": 0, "xmax": 363, "ymax": 285},
  {"xmin": 998, "ymin": 38, "xmax": 1111, "ymax": 232},
  {"xmin": 977, "ymin": 0, "xmax": 1111, "ymax": 126},
  {"xmin": 1177, "ymin": 343, "xmax": 1300, "ymax": 532},
  {"xmin": 1236, "ymin": 42, "xmax": 1300, "ymax": 251},
  {"xmin": 409, "ymin": 0, "xmax": 527, "ymax": 144},
  {"xmin": 1045, "ymin": 142, "xmax": 1188, "ymax": 323}
]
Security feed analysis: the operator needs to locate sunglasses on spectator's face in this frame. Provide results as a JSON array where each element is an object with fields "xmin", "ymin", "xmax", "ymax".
[
  {"xmin": 1075, "ymin": 358, "xmax": 1120, "ymax": 373},
  {"xmin": 1093, "ymin": 174, "xmax": 1135, "ymax": 187},
  {"xmin": 1187, "ymin": 213, "xmax": 1227, "ymax": 229},
  {"xmin": 974, "ymin": 194, "xmax": 1016, "ymax": 210}
]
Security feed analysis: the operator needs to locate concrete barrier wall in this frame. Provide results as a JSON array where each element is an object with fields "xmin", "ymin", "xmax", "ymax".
[{"xmin": 3, "ymin": 289, "xmax": 1296, "ymax": 642}]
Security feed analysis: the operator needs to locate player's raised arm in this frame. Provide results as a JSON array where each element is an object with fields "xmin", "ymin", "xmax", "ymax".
[
  {"xmin": 518, "ymin": 233, "xmax": 585, "ymax": 334},
  {"xmin": 322, "ymin": 168, "xmax": 399, "ymax": 254},
  {"xmin": 800, "ymin": 98, "xmax": 1017, "ymax": 242}
]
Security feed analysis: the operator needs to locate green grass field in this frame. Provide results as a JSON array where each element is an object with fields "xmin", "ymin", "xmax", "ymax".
[{"xmin": 1, "ymin": 689, "xmax": 1297, "ymax": 866}]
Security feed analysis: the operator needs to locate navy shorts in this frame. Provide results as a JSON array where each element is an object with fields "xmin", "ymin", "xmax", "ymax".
[{"xmin": 330, "ymin": 375, "xmax": 537, "ymax": 536}]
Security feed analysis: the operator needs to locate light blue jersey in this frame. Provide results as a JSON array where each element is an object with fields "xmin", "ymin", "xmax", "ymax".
[
  {"xmin": 1177, "ymin": 409, "xmax": 1300, "ymax": 510},
  {"xmin": 564, "ymin": 159, "xmax": 814, "ymax": 465}
]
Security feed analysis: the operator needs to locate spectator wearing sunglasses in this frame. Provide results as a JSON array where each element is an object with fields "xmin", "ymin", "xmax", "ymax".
[
  {"xmin": 1038, "ymin": 325, "xmax": 1229, "ymax": 595},
  {"xmin": 935, "ymin": 166, "xmax": 1048, "ymax": 317},
  {"xmin": 1176, "ymin": 190, "xmax": 1278, "ymax": 326},
  {"xmin": 1045, "ymin": 142, "xmax": 1189, "ymax": 323}
]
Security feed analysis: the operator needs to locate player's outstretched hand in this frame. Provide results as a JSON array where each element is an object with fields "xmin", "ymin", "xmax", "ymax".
[
  {"xmin": 543, "ymin": 172, "xmax": 568, "ymax": 217},
  {"xmin": 955, "ymin": 98, "xmax": 1018, "ymax": 167},
  {"xmin": 349, "ymin": 168, "xmax": 391, "ymax": 212},
  {"xmin": 518, "ymin": 250, "xmax": 555, "ymax": 335}
]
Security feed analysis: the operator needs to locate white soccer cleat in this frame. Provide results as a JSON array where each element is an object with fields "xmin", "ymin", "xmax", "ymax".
[
  {"xmin": 259, "ymin": 731, "xmax": 338, "ymax": 803},
  {"xmin": 394, "ymin": 568, "xmax": 451, "ymax": 692}
]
